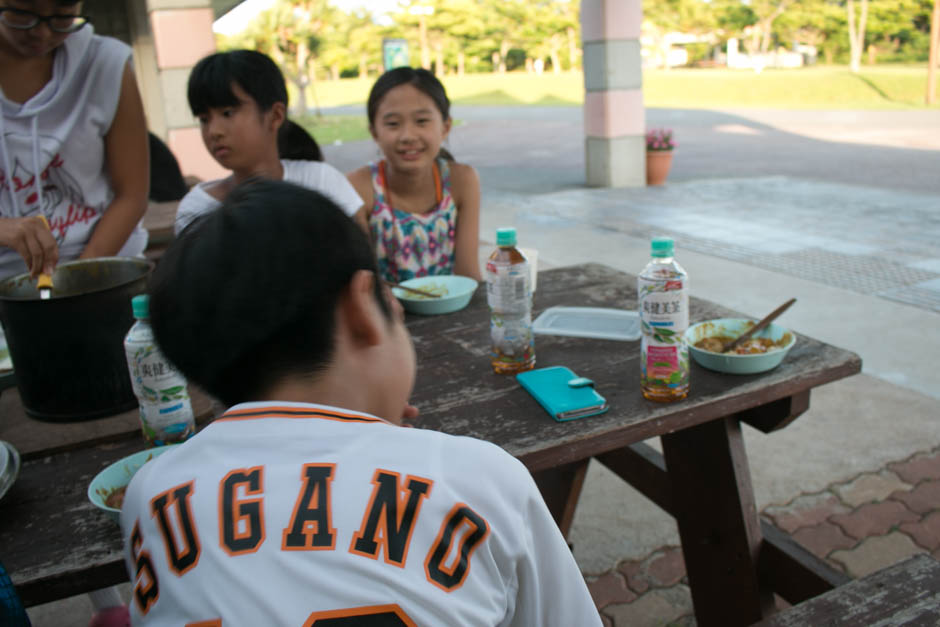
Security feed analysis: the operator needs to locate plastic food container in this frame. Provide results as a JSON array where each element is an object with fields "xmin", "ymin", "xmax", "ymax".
[{"xmin": 532, "ymin": 307, "xmax": 641, "ymax": 341}]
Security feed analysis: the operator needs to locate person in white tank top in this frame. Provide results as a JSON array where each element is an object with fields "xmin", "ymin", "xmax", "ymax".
[
  {"xmin": 0, "ymin": 2, "xmax": 149, "ymax": 281},
  {"xmin": 127, "ymin": 179, "xmax": 603, "ymax": 626}
]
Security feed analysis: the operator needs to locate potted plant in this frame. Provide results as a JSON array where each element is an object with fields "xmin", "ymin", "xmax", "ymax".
[{"xmin": 646, "ymin": 128, "xmax": 676, "ymax": 186}]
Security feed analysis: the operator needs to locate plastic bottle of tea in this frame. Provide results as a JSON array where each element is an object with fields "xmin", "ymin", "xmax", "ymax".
[
  {"xmin": 124, "ymin": 294, "xmax": 196, "ymax": 445},
  {"xmin": 486, "ymin": 227, "xmax": 535, "ymax": 374},
  {"xmin": 638, "ymin": 237, "xmax": 690, "ymax": 401}
]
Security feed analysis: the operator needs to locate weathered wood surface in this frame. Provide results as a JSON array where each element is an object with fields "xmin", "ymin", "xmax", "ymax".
[
  {"xmin": 0, "ymin": 263, "xmax": 862, "ymax": 608},
  {"xmin": 408, "ymin": 263, "xmax": 862, "ymax": 472},
  {"xmin": 141, "ymin": 200, "xmax": 179, "ymax": 246},
  {"xmin": 1, "ymin": 438, "xmax": 144, "ymax": 606},
  {"xmin": 0, "ymin": 385, "xmax": 217, "ymax": 459},
  {"xmin": 0, "ymin": 388, "xmax": 219, "ymax": 606},
  {"xmin": 753, "ymin": 554, "xmax": 940, "ymax": 626},
  {"xmin": 663, "ymin": 418, "xmax": 772, "ymax": 625}
]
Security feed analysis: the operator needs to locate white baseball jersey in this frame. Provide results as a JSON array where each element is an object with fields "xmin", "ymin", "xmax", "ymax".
[{"xmin": 121, "ymin": 401, "xmax": 602, "ymax": 626}]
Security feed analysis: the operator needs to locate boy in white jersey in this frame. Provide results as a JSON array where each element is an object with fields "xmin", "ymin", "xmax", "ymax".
[{"xmin": 123, "ymin": 179, "xmax": 602, "ymax": 626}]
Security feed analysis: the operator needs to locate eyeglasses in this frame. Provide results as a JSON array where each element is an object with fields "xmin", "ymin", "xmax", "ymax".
[{"xmin": 0, "ymin": 7, "xmax": 91, "ymax": 33}]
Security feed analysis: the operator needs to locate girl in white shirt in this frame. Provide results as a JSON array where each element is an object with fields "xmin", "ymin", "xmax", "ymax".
[
  {"xmin": 0, "ymin": 1, "xmax": 149, "ymax": 280},
  {"xmin": 173, "ymin": 50, "xmax": 362, "ymax": 235}
]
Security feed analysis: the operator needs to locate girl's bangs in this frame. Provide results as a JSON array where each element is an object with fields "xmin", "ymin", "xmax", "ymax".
[{"xmin": 188, "ymin": 66, "xmax": 241, "ymax": 115}]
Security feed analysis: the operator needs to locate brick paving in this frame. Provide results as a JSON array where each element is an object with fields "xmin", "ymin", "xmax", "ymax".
[{"xmin": 587, "ymin": 445, "xmax": 940, "ymax": 624}]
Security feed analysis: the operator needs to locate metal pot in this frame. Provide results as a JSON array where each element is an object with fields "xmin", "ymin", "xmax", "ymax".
[{"xmin": 0, "ymin": 257, "xmax": 152, "ymax": 422}]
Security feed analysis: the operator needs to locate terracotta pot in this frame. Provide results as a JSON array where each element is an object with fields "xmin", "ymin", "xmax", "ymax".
[{"xmin": 646, "ymin": 150, "xmax": 674, "ymax": 186}]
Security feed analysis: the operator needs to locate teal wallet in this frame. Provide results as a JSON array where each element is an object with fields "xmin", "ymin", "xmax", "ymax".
[{"xmin": 516, "ymin": 366, "xmax": 610, "ymax": 422}]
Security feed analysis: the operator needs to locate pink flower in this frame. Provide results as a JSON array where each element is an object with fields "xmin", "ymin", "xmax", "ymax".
[{"xmin": 646, "ymin": 128, "xmax": 675, "ymax": 151}]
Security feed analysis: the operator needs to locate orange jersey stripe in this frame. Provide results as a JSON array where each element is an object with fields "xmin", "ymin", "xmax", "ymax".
[{"xmin": 217, "ymin": 406, "xmax": 387, "ymax": 425}]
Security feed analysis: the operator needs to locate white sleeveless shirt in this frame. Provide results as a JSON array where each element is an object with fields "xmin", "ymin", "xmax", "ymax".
[{"xmin": 0, "ymin": 26, "xmax": 147, "ymax": 280}]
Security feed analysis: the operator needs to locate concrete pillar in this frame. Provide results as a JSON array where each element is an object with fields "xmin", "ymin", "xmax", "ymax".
[
  {"xmin": 146, "ymin": 0, "xmax": 224, "ymax": 181},
  {"xmin": 581, "ymin": 0, "xmax": 645, "ymax": 187}
]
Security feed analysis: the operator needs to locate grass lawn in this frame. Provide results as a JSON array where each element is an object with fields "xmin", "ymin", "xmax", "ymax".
[
  {"xmin": 306, "ymin": 64, "xmax": 938, "ymax": 110},
  {"xmin": 644, "ymin": 65, "xmax": 939, "ymax": 110},
  {"xmin": 300, "ymin": 64, "xmax": 938, "ymax": 142},
  {"xmin": 294, "ymin": 113, "xmax": 371, "ymax": 145}
]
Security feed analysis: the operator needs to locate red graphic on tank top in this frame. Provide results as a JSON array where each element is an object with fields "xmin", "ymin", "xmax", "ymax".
[{"xmin": 1, "ymin": 153, "xmax": 100, "ymax": 242}]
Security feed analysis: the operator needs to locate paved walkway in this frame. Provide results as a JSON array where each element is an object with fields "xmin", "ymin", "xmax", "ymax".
[{"xmin": 586, "ymin": 447, "xmax": 940, "ymax": 626}]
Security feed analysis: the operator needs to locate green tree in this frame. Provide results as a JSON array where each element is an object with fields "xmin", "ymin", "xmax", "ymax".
[
  {"xmin": 442, "ymin": 0, "xmax": 489, "ymax": 74},
  {"xmin": 643, "ymin": 0, "xmax": 716, "ymax": 67},
  {"xmin": 864, "ymin": 0, "xmax": 933, "ymax": 62},
  {"xmin": 480, "ymin": 0, "xmax": 529, "ymax": 72},
  {"xmin": 321, "ymin": 8, "xmax": 382, "ymax": 79},
  {"xmin": 526, "ymin": 0, "xmax": 579, "ymax": 72},
  {"xmin": 847, "ymin": 0, "xmax": 869, "ymax": 71},
  {"xmin": 774, "ymin": 0, "xmax": 845, "ymax": 61},
  {"xmin": 222, "ymin": 0, "xmax": 339, "ymax": 114}
]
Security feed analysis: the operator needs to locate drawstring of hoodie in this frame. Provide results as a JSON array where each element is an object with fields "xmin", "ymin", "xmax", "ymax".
[
  {"xmin": 0, "ymin": 112, "xmax": 43, "ymax": 219},
  {"xmin": 0, "ymin": 112, "xmax": 19, "ymax": 217},
  {"xmin": 31, "ymin": 116, "xmax": 42, "ymax": 218}
]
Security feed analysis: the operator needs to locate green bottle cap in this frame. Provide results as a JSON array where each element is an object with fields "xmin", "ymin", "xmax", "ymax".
[
  {"xmin": 131, "ymin": 294, "xmax": 150, "ymax": 319},
  {"xmin": 496, "ymin": 227, "xmax": 517, "ymax": 247},
  {"xmin": 650, "ymin": 237, "xmax": 675, "ymax": 258}
]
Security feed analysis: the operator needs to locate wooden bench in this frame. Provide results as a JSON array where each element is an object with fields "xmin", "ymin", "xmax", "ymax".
[
  {"xmin": 752, "ymin": 553, "xmax": 940, "ymax": 626},
  {"xmin": 142, "ymin": 200, "xmax": 179, "ymax": 261}
]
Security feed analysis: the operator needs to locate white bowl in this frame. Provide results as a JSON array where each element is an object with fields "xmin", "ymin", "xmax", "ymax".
[
  {"xmin": 88, "ymin": 445, "xmax": 178, "ymax": 523},
  {"xmin": 685, "ymin": 318, "xmax": 796, "ymax": 375},
  {"xmin": 392, "ymin": 275, "xmax": 479, "ymax": 315}
]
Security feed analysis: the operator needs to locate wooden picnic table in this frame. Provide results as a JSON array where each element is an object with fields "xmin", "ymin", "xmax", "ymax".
[
  {"xmin": 141, "ymin": 200, "xmax": 179, "ymax": 261},
  {"xmin": 0, "ymin": 263, "xmax": 861, "ymax": 625}
]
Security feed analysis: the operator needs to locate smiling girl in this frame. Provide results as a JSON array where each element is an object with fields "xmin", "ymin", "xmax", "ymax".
[
  {"xmin": 348, "ymin": 67, "xmax": 481, "ymax": 283},
  {"xmin": 0, "ymin": 0, "xmax": 149, "ymax": 280},
  {"xmin": 173, "ymin": 50, "xmax": 362, "ymax": 235}
]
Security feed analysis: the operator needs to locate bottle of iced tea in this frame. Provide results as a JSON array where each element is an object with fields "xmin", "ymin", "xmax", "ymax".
[
  {"xmin": 638, "ymin": 237, "xmax": 689, "ymax": 401},
  {"xmin": 486, "ymin": 227, "xmax": 535, "ymax": 374}
]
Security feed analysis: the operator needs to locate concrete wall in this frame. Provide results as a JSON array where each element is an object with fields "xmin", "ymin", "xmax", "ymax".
[
  {"xmin": 90, "ymin": 1, "xmax": 223, "ymax": 183},
  {"xmin": 145, "ymin": 0, "xmax": 224, "ymax": 181}
]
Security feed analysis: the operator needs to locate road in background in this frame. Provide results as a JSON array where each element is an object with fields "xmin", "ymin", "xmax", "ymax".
[{"xmin": 323, "ymin": 105, "xmax": 940, "ymax": 195}]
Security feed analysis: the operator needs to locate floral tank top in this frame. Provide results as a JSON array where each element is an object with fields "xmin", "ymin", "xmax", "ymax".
[{"xmin": 369, "ymin": 158, "xmax": 457, "ymax": 284}]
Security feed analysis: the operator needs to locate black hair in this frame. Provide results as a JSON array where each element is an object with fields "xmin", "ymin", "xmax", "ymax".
[
  {"xmin": 149, "ymin": 180, "xmax": 389, "ymax": 407},
  {"xmin": 367, "ymin": 67, "xmax": 453, "ymax": 161},
  {"xmin": 187, "ymin": 50, "xmax": 288, "ymax": 117},
  {"xmin": 277, "ymin": 119, "xmax": 323, "ymax": 162},
  {"xmin": 148, "ymin": 132, "xmax": 188, "ymax": 202}
]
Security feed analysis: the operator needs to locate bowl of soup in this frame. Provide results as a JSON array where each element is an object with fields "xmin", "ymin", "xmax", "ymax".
[
  {"xmin": 684, "ymin": 318, "xmax": 796, "ymax": 375},
  {"xmin": 88, "ymin": 445, "xmax": 179, "ymax": 523}
]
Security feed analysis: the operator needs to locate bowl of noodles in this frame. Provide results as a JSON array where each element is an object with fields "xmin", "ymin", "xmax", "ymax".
[
  {"xmin": 392, "ymin": 275, "xmax": 479, "ymax": 315},
  {"xmin": 88, "ymin": 445, "xmax": 179, "ymax": 523},
  {"xmin": 685, "ymin": 318, "xmax": 796, "ymax": 375}
]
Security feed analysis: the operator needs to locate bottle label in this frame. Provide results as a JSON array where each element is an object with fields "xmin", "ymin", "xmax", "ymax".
[
  {"xmin": 486, "ymin": 259, "xmax": 530, "ymax": 312},
  {"xmin": 638, "ymin": 276, "xmax": 689, "ymax": 390},
  {"xmin": 487, "ymin": 258, "xmax": 535, "ymax": 367},
  {"xmin": 125, "ymin": 331, "xmax": 195, "ymax": 446}
]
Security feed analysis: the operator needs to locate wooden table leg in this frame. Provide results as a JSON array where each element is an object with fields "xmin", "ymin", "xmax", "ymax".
[
  {"xmin": 531, "ymin": 459, "xmax": 590, "ymax": 539},
  {"xmin": 661, "ymin": 417, "xmax": 775, "ymax": 627}
]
